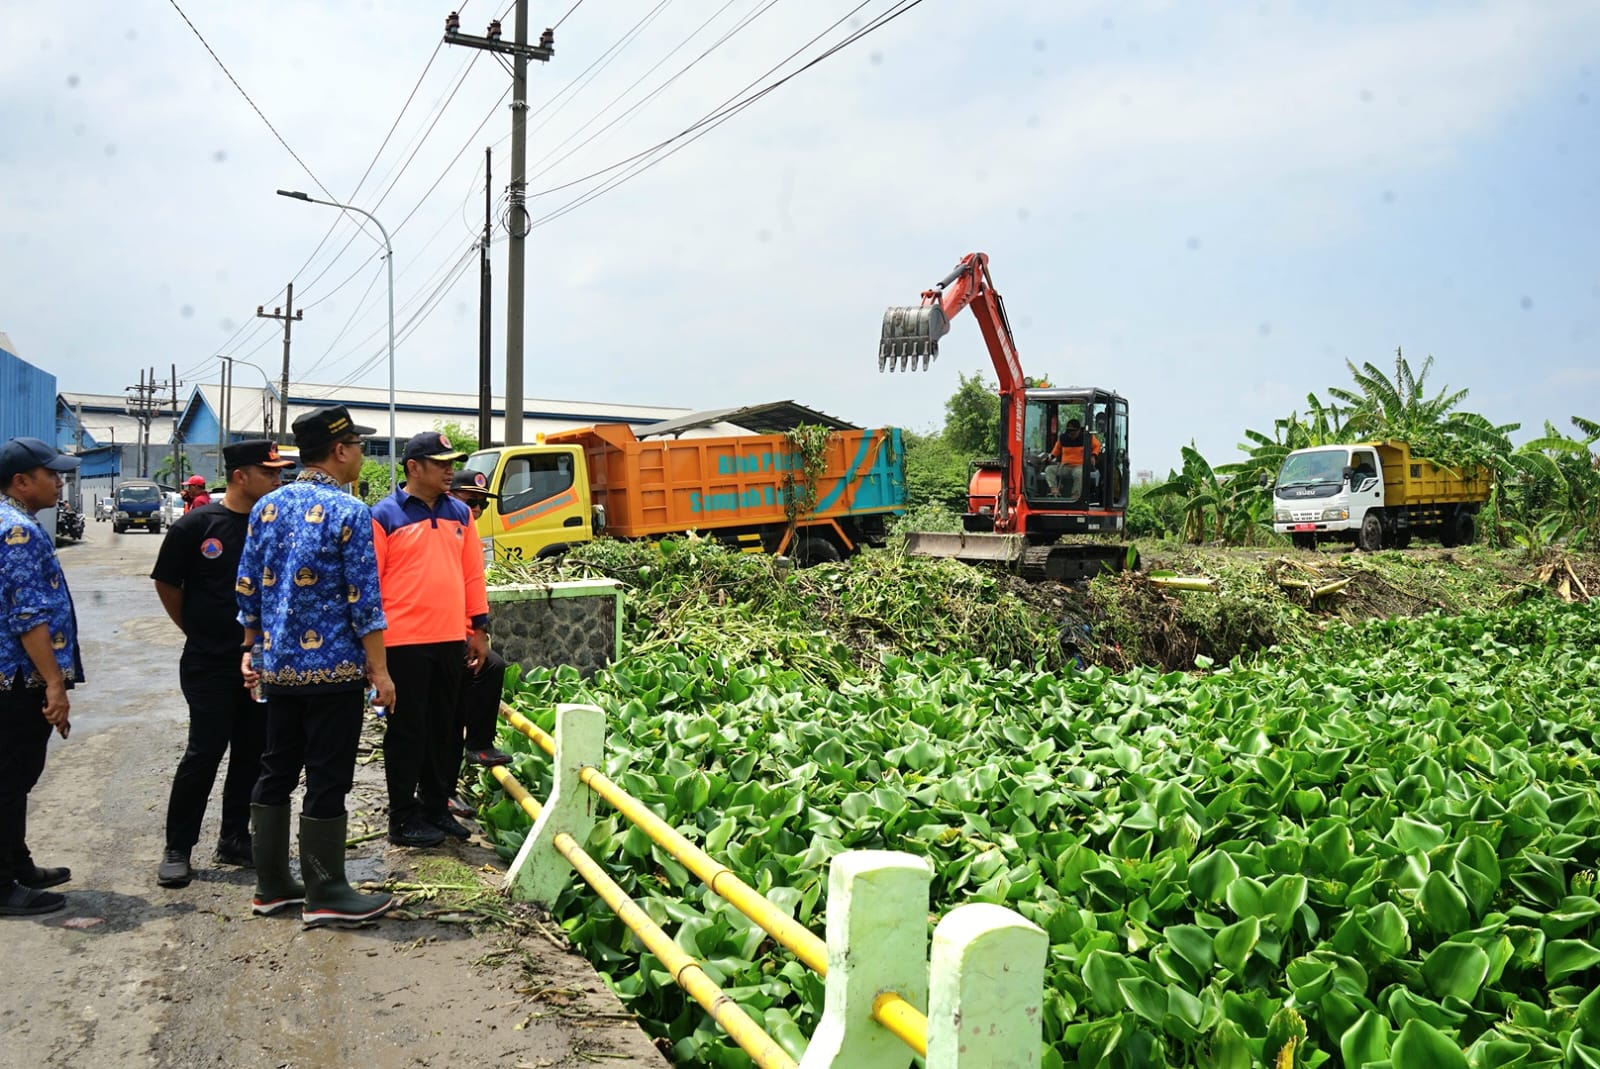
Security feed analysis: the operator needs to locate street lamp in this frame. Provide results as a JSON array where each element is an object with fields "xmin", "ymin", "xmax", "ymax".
[
  {"xmin": 276, "ymin": 189, "xmax": 397, "ymax": 493},
  {"xmin": 219, "ymin": 355, "xmax": 282, "ymax": 435}
]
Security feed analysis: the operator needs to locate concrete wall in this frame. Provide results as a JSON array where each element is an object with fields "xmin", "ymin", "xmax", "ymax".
[{"xmin": 487, "ymin": 579, "xmax": 622, "ymax": 678}]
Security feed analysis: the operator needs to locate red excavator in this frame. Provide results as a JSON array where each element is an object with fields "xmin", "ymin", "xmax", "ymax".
[{"xmin": 879, "ymin": 252, "xmax": 1133, "ymax": 580}]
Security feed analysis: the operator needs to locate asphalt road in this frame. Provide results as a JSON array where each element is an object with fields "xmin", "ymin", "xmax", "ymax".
[{"xmin": 1, "ymin": 514, "xmax": 667, "ymax": 1069}]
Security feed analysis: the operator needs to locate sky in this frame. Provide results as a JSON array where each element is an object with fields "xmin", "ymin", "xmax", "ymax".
[{"xmin": 2, "ymin": 1, "xmax": 1596, "ymax": 476}]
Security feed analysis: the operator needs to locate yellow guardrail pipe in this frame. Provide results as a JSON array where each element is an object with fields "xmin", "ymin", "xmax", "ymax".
[
  {"xmin": 553, "ymin": 828, "xmax": 798, "ymax": 1069},
  {"xmin": 498, "ymin": 701, "xmax": 931, "ymax": 1059}
]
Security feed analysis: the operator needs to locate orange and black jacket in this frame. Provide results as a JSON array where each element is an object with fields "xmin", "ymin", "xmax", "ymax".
[{"xmin": 371, "ymin": 488, "xmax": 488, "ymax": 647}]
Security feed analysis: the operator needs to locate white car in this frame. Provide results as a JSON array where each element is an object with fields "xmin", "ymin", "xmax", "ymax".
[{"xmin": 161, "ymin": 491, "xmax": 184, "ymax": 528}]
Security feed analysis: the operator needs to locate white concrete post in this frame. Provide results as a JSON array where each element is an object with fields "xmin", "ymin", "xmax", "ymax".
[
  {"xmin": 799, "ymin": 850, "xmax": 931, "ymax": 1069},
  {"xmin": 925, "ymin": 903, "xmax": 1048, "ymax": 1069},
  {"xmin": 504, "ymin": 703, "xmax": 604, "ymax": 904}
]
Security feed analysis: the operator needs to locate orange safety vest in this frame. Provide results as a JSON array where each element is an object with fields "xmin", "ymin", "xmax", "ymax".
[{"xmin": 1051, "ymin": 433, "xmax": 1102, "ymax": 467}]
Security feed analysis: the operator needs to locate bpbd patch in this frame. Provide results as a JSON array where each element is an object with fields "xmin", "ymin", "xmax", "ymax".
[{"xmin": 200, "ymin": 537, "xmax": 224, "ymax": 559}]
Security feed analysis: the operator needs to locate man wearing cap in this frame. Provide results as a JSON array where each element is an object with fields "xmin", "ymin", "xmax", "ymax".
[
  {"xmin": 0, "ymin": 437, "xmax": 83, "ymax": 917},
  {"xmin": 237, "ymin": 406, "xmax": 396, "ymax": 925},
  {"xmin": 182, "ymin": 474, "xmax": 211, "ymax": 514},
  {"xmin": 151, "ymin": 440, "xmax": 293, "ymax": 889},
  {"xmin": 371, "ymin": 432, "xmax": 489, "ymax": 847},
  {"xmin": 447, "ymin": 470, "xmax": 512, "ymax": 789}
]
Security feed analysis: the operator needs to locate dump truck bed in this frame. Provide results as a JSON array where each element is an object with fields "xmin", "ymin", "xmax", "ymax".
[
  {"xmin": 1373, "ymin": 440, "xmax": 1492, "ymax": 507},
  {"xmin": 542, "ymin": 423, "xmax": 905, "ymax": 539}
]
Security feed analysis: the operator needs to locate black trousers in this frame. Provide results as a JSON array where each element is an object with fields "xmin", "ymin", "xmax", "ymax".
[
  {"xmin": 0, "ymin": 688, "xmax": 54, "ymax": 884},
  {"xmin": 458, "ymin": 648, "xmax": 508, "ymax": 752},
  {"xmin": 251, "ymin": 687, "xmax": 364, "ymax": 820},
  {"xmin": 163, "ymin": 651, "xmax": 267, "ymax": 852},
  {"xmin": 384, "ymin": 642, "xmax": 465, "ymax": 824}
]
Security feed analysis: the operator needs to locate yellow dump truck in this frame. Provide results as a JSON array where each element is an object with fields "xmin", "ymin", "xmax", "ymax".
[{"xmin": 1272, "ymin": 439, "xmax": 1492, "ymax": 551}]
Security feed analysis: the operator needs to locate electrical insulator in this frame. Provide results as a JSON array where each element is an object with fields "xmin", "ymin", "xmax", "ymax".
[
  {"xmin": 486, "ymin": 19, "xmax": 501, "ymax": 40},
  {"xmin": 445, "ymin": 11, "xmax": 460, "ymax": 33}
]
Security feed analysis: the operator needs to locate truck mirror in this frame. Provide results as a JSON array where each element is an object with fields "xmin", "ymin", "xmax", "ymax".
[
  {"xmin": 1258, "ymin": 471, "xmax": 1269, "ymax": 487},
  {"xmin": 1342, "ymin": 465, "xmax": 1354, "ymax": 482}
]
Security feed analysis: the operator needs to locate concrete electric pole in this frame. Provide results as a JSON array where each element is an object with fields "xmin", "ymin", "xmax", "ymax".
[
  {"xmin": 479, "ymin": 145, "xmax": 492, "ymax": 447},
  {"xmin": 257, "ymin": 282, "xmax": 303, "ymax": 442},
  {"xmin": 443, "ymin": 7, "xmax": 554, "ymax": 446}
]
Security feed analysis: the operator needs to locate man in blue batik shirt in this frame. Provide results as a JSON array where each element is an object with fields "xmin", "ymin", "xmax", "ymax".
[
  {"xmin": 236, "ymin": 405, "xmax": 397, "ymax": 926},
  {"xmin": 0, "ymin": 437, "xmax": 84, "ymax": 918}
]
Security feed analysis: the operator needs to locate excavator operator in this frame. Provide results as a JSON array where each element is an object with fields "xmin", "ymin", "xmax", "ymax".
[{"xmin": 1045, "ymin": 419, "xmax": 1101, "ymax": 498}]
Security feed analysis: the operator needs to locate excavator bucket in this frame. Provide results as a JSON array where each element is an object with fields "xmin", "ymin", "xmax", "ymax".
[{"xmin": 878, "ymin": 304, "xmax": 950, "ymax": 372}]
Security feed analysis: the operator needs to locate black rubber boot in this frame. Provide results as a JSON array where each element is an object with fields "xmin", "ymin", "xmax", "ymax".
[
  {"xmin": 249, "ymin": 804, "xmax": 304, "ymax": 916},
  {"xmin": 299, "ymin": 813, "xmax": 395, "ymax": 927}
]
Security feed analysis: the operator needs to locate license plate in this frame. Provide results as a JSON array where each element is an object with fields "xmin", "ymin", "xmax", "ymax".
[{"xmin": 1290, "ymin": 523, "xmax": 1317, "ymax": 532}]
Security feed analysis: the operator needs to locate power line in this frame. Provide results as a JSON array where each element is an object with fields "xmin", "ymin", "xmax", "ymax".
[
  {"xmin": 163, "ymin": 0, "xmax": 336, "ymax": 203},
  {"xmin": 523, "ymin": 0, "xmax": 776, "ymax": 188},
  {"xmin": 527, "ymin": 0, "xmax": 910, "ymax": 227},
  {"xmin": 553, "ymin": 0, "xmax": 587, "ymax": 29}
]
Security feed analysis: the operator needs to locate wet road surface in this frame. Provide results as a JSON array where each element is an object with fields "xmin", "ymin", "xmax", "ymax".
[{"xmin": 1, "ymin": 515, "xmax": 667, "ymax": 1068}]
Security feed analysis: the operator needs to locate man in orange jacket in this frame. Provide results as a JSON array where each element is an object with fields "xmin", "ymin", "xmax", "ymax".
[
  {"xmin": 1045, "ymin": 419, "xmax": 1102, "ymax": 498},
  {"xmin": 371, "ymin": 432, "xmax": 489, "ymax": 847}
]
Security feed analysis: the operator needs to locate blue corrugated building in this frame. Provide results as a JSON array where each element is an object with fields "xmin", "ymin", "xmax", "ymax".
[{"xmin": 0, "ymin": 332, "xmax": 57, "ymax": 441}]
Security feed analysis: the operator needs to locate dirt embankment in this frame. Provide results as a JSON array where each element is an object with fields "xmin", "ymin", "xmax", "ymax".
[{"xmin": 997, "ymin": 543, "xmax": 1595, "ymax": 673}]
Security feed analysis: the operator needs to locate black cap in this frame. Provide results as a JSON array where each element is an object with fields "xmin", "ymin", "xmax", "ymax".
[
  {"xmin": 291, "ymin": 406, "xmax": 375, "ymax": 451},
  {"xmin": 402, "ymin": 431, "xmax": 467, "ymax": 466},
  {"xmin": 449, "ymin": 468, "xmax": 498, "ymax": 499},
  {"xmin": 224, "ymin": 438, "xmax": 296, "ymax": 473},
  {"xmin": 0, "ymin": 437, "xmax": 81, "ymax": 483}
]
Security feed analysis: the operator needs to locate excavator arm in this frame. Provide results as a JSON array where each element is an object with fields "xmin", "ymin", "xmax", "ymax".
[{"xmin": 877, "ymin": 252, "xmax": 1025, "ymax": 394}]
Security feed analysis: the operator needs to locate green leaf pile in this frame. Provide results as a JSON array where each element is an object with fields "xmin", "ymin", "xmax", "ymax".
[{"xmin": 478, "ymin": 545, "xmax": 1600, "ymax": 1068}]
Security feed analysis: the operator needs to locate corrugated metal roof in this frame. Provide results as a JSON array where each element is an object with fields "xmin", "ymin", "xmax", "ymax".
[{"xmin": 635, "ymin": 400, "xmax": 859, "ymax": 438}]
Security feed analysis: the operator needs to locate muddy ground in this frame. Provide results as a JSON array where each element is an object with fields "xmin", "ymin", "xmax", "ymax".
[{"xmin": 1, "ymin": 519, "xmax": 667, "ymax": 1069}]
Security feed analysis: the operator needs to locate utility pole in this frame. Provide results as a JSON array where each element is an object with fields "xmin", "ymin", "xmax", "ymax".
[
  {"xmin": 217, "ymin": 357, "xmax": 228, "ymax": 480},
  {"xmin": 257, "ymin": 282, "xmax": 303, "ymax": 442},
  {"xmin": 444, "ymin": 8, "xmax": 554, "ymax": 446},
  {"xmin": 479, "ymin": 145, "xmax": 493, "ymax": 446},
  {"xmin": 126, "ymin": 365, "xmax": 181, "ymax": 479},
  {"xmin": 170, "ymin": 361, "xmax": 184, "ymax": 481}
]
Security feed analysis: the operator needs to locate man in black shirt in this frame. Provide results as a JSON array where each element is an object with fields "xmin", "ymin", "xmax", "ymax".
[{"xmin": 151, "ymin": 440, "xmax": 293, "ymax": 888}]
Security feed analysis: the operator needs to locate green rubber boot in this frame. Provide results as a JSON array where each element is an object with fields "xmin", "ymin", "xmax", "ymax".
[
  {"xmin": 249, "ymin": 804, "xmax": 304, "ymax": 916},
  {"xmin": 299, "ymin": 813, "xmax": 395, "ymax": 927}
]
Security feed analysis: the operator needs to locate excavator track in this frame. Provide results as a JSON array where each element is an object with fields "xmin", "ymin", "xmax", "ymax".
[{"xmin": 1021, "ymin": 543, "xmax": 1136, "ymax": 582}]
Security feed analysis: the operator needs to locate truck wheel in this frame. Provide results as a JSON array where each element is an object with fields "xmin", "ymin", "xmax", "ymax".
[
  {"xmin": 793, "ymin": 534, "xmax": 841, "ymax": 566},
  {"xmin": 114, "ymin": 522, "xmax": 125, "ymax": 534},
  {"xmin": 1391, "ymin": 531, "xmax": 1412, "ymax": 550},
  {"xmin": 1291, "ymin": 533, "xmax": 1317, "ymax": 551},
  {"xmin": 150, "ymin": 522, "xmax": 162, "ymax": 535},
  {"xmin": 1452, "ymin": 514, "xmax": 1475, "ymax": 547},
  {"xmin": 1357, "ymin": 513, "xmax": 1384, "ymax": 552}
]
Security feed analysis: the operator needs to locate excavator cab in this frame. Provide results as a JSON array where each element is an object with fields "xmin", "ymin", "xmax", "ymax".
[{"xmin": 1022, "ymin": 393, "xmax": 1129, "ymax": 512}]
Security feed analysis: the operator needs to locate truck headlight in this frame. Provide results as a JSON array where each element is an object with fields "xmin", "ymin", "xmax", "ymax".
[
  {"xmin": 1322, "ymin": 507, "xmax": 1349, "ymax": 520},
  {"xmin": 1273, "ymin": 509, "xmax": 1290, "ymax": 523}
]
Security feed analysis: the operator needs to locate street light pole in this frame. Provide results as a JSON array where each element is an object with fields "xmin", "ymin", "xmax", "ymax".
[
  {"xmin": 219, "ymin": 355, "xmax": 283, "ymax": 436},
  {"xmin": 276, "ymin": 189, "xmax": 396, "ymax": 493}
]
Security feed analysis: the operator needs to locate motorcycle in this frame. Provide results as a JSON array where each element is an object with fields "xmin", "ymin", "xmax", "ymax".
[{"xmin": 56, "ymin": 501, "xmax": 86, "ymax": 543}]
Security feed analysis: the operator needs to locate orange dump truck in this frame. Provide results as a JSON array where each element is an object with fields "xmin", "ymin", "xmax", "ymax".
[{"xmin": 462, "ymin": 421, "xmax": 906, "ymax": 564}]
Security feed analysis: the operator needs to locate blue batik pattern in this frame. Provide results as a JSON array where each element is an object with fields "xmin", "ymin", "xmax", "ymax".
[
  {"xmin": 0, "ymin": 497, "xmax": 84, "ymax": 690},
  {"xmin": 236, "ymin": 470, "xmax": 386, "ymax": 689}
]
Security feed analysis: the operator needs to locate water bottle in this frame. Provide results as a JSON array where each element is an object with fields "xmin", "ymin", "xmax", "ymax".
[
  {"xmin": 367, "ymin": 685, "xmax": 387, "ymax": 721},
  {"xmin": 250, "ymin": 641, "xmax": 267, "ymax": 704}
]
